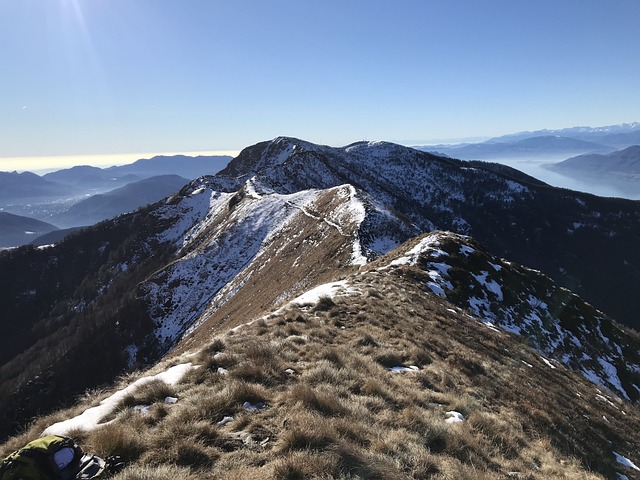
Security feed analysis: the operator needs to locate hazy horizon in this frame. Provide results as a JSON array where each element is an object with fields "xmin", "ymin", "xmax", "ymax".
[
  {"xmin": 0, "ymin": 150, "xmax": 240, "ymax": 174},
  {"xmin": 0, "ymin": 134, "xmax": 493, "ymax": 173}
]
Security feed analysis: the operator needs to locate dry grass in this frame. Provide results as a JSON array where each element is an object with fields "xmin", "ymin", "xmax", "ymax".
[
  {"xmin": 109, "ymin": 464, "xmax": 200, "ymax": 480},
  {"xmin": 2, "ymin": 268, "xmax": 639, "ymax": 479}
]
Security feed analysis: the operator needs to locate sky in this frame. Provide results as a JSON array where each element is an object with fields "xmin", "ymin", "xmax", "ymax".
[{"xmin": 1, "ymin": 0, "xmax": 639, "ymax": 171}]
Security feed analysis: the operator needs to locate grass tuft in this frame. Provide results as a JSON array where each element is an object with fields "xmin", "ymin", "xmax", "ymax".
[{"xmin": 287, "ymin": 384, "xmax": 348, "ymax": 416}]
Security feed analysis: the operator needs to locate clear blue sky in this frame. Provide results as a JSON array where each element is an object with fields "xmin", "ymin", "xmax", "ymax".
[{"xmin": 1, "ymin": 0, "xmax": 639, "ymax": 168}]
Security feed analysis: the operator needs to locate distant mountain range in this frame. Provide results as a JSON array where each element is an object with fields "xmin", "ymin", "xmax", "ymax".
[
  {"xmin": 487, "ymin": 121, "xmax": 640, "ymax": 147},
  {"xmin": 421, "ymin": 135, "xmax": 612, "ymax": 160},
  {"xmin": 0, "ymin": 171, "xmax": 80, "ymax": 202},
  {"xmin": 42, "ymin": 154, "xmax": 231, "ymax": 192},
  {"xmin": 0, "ymin": 154, "xmax": 232, "ymax": 245},
  {"xmin": 416, "ymin": 122, "xmax": 640, "ymax": 160},
  {"xmin": 546, "ymin": 145, "xmax": 640, "ymax": 180},
  {"xmin": 412, "ymin": 122, "xmax": 640, "ymax": 199}
]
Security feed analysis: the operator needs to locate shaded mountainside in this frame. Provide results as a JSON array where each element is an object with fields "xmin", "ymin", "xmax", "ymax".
[
  {"xmin": 1, "ymin": 137, "xmax": 639, "ymax": 444},
  {"xmin": 0, "ymin": 209, "xmax": 176, "ymax": 438},
  {"xmin": 51, "ymin": 174, "xmax": 190, "ymax": 228},
  {"xmin": 2, "ymin": 251, "xmax": 640, "ymax": 479},
  {"xmin": 418, "ymin": 135, "xmax": 611, "ymax": 160},
  {"xmin": 43, "ymin": 165, "xmax": 142, "ymax": 191},
  {"xmin": 0, "ymin": 212, "xmax": 59, "ymax": 248},
  {"xmin": 29, "ymin": 226, "xmax": 87, "ymax": 247},
  {"xmin": 0, "ymin": 171, "xmax": 79, "ymax": 202},
  {"xmin": 547, "ymin": 145, "xmax": 640, "ymax": 181},
  {"xmin": 104, "ymin": 154, "xmax": 232, "ymax": 180}
]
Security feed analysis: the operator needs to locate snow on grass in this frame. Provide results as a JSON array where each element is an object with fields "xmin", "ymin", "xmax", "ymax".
[
  {"xmin": 473, "ymin": 271, "xmax": 503, "ymax": 301},
  {"xmin": 217, "ymin": 416, "xmax": 234, "ymax": 426},
  {"xmin": 389, "ymin": 233, "xmax": 449, "ymax": 267},
  {"xmin": 483, "ymin": 321, "xmax": 501, "ymax": 333},
  {"xmin": 582, "ymin": 368, "xmax": 602, "ymax": 386},
  {"xmin": 540, "ymin": 356, "xmax": 556, "ymax": 369},
  {"xmin": 344, "ymin": 185, "xmax": 368, "ymax": 265},
  {"xmin": 445, "ymin": 411, "xmax": 465, "ymax": 423},
  {"xmin": 389, "ymin": 365, "xmax": 419, "ymax": 373},
  {"xmin": 351, "ymin": 237, "xmax": 368, "ymax": 266},
  {"xmin": 155, "ymin": 187, "xmax": 218, "ymax": 245},
  {"xmin": 232, "ymin": 280, "xmax": 361, "ymax": 333},
  {"xmin": 459, "ymin": 245, "xmax": 475, "ymax": 256},
  {"xmin": 613, "ymin": 452, "xmax": 640, "ymax": 472},
  {"xmin": 427, "ymin": 281, "xmax": 447, "ymax": 297},
  {"xmin": 244, "ymin": 177, "xmax": 262, "ymax": 199},
  {"xmin": 242, "ymin": 401, "xmax": 267, "ymax": 412},
  {"xmin": 506, "ymin": 180, "xmax": 529, "ymax": 194},
  {"xmin": 42, "ymin": 363, "xmax": 194, "ymax": 436},
  {"xmin": 384, "ymin": 233, "xmax": 639, "ymax": 404},
  {"xmin": 424, "ymin": 262, "xmax": 454, "ymax": 297},
  {"xmin": 290, "ymin": 280, "xmax": 350, "ymax": 306},
  {"xmin": 149, "ymin": 188, "xmax": 336, "ymax": 347},
  {"xmin": 595, "ymin": 393, "xmax": 618, "ymax": 409},
  {"xmin": 581, "ymin": 360, "xmax": 631, "ymax": 402},
  {"xmin": 597, "ymin": 357, "xmax": 630, "ymax": 401}
]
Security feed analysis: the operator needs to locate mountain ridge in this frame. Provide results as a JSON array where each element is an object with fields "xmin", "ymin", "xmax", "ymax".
[
  {"xmin": 192, "ymin": 137, "xmax": 640, "ymax": 328},
  {"xmin": 2, "ymin": 231, "xmax": 639, "ymax": 479},
  {"xmin": 547, "ymin": 145, "xmax": 640, "ymax": 179},
  {"xmin": 416, "ymin": 135, "xmax": 612, "ymax": 160},
  {"xmin": 487, "ymin": 121, "xmax": 640, "ymax": 146},
  {"xmin": 1, "ymin": 136, "xmax": 639, "ymax": 447}
]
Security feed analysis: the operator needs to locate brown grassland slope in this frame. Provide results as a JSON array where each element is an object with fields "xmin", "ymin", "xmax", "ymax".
[{"xmin": 3, "ymin": 263, "xmax": 639, "ymax": 479}]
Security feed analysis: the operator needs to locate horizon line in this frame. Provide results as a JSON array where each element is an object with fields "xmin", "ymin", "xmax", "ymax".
[{"xmin": 0, "ymin": 150, "xmax": 241, "ymax": 174}]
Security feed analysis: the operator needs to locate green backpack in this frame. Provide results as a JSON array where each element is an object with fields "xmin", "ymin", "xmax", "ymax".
[{"xmin": 0, "ymin": 436, "xmax": 106, "ymax": 480}]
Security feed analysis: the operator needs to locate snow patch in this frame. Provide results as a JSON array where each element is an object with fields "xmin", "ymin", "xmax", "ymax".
[
  {"xmin": 459, "ymin": 245, "xmax": 475, "ymax": 256},
  {"xmin": 290, "ymin": 280, "xmax": 350, "ymax": 306},
  {"xmin": 42, "ymin": 363, "xmax": 194, "ymax": 436},
  {"xmin": 389, "ymin": 234, "xmax": 449, "ymax": 267},
  {"xmin": 613, "ymin": 452, "xmax": 640, "ymax": 471},
  {"xmin": 445, "ymin": 411, "xmax": 465, "ymax": 423},
  {"xmin": 473, "ymin": 271, "xmax": 503, "ymax": 301},
  {"xmin": 389, "ymin": 365, "xmax": 419, "ymax": 373},
  {"xmin": 540, "ymin": 356, "xmax": 556, "ymax": 369}
]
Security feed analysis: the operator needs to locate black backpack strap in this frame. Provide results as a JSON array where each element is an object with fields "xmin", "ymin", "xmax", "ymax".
[{"xmin": 0, "ymin": 458, "xmax": 15, "ymax": 478}]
